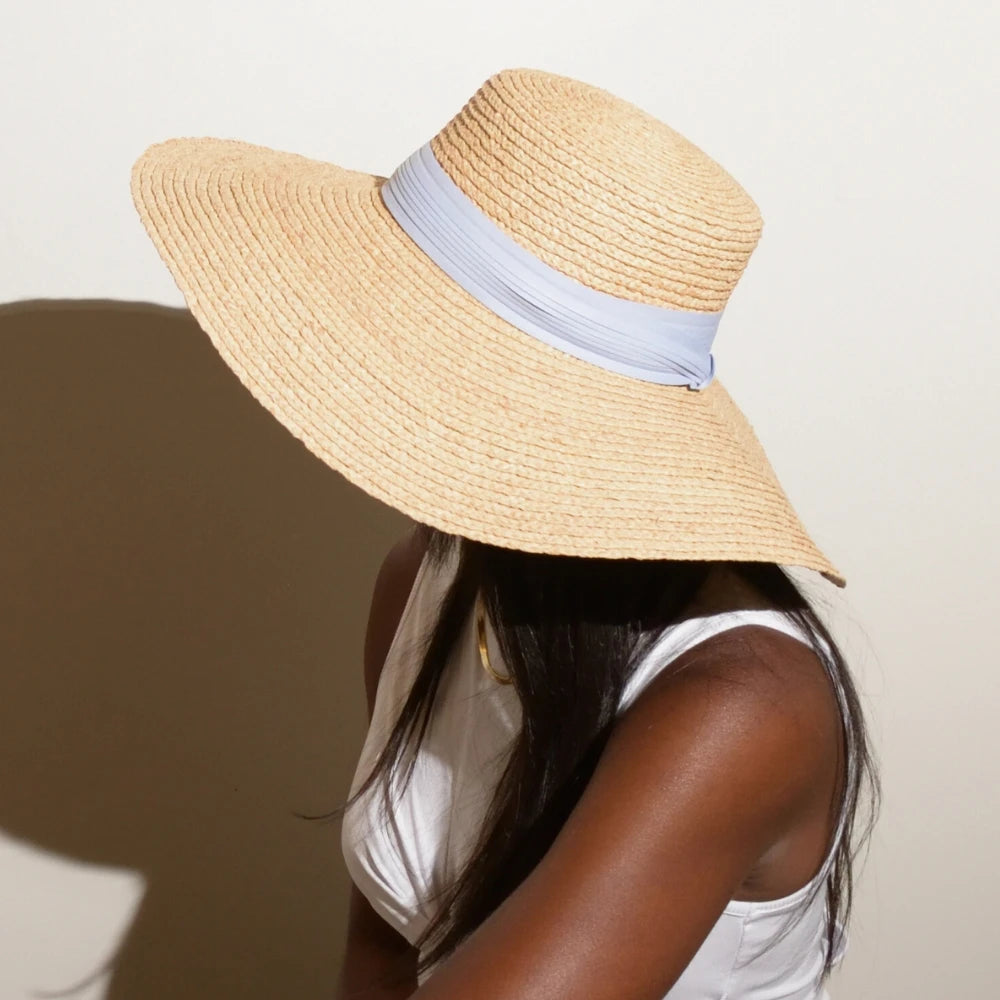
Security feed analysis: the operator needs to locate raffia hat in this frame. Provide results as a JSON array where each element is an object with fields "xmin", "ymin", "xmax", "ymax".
[{"xmin": 129, "ymin": 67, "xmax": 845, "ymax": 587}]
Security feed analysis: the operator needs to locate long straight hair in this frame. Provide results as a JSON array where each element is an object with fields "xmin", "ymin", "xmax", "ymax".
[{"xmin": 309, "ymin": 523, "xmax": 880, "ymax": 990}]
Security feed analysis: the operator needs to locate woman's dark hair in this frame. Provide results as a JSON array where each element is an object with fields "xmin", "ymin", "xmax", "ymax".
[{"xmin": 305, "ymin": 523, "xmax": 880, "ymax": 990}]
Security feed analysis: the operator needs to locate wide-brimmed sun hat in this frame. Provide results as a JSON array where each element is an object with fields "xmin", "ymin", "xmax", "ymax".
[{"xmin": 129, "ymin": 66, "xmax": 845, "ymax": 587}]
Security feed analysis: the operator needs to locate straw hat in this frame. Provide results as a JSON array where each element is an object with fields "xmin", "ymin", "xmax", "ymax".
[{"xmin": 129, "ymin": 67, "xmax": 845, "ymax": 587}]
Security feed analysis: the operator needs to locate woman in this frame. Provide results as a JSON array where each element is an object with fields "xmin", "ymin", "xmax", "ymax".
[{"xmin": 130, "ymin": 68, "xmax": 879, "ymax": 999}]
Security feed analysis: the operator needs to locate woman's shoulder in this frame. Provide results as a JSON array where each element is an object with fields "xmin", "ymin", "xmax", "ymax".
[
  {"xmin": 660, "ymin": 564, "xmax": 838, "ymax": 743},
  {"xmin": 362, "ymin": 524, "xmax": 430, "ymax": 718}
]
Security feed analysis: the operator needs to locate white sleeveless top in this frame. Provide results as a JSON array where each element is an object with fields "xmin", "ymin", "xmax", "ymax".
[{"xmin": 341, "ymin": 543, "xmax": 850, "ymax": 997}]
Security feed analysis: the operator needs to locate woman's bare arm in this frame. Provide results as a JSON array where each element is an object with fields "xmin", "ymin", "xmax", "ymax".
[
  {"xmin": 407, "ymin": 626, "xmax": 839, "ymax": 1000},
  {"xmin": 336, "ymin": 525, "xmax": 428, "ymax": 999},
  {"xmin": 336, "ymin": 883, "xmax": 418, "ymax": 999}
]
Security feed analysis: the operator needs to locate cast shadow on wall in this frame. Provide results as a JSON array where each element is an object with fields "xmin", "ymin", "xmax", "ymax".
[{"xmin": 0, "ymin": 299, "xmax": 410, "ymax": 999}]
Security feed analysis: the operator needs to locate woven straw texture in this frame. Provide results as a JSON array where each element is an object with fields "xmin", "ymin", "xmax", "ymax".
[{"xmin": 129, "ymin": 67, "xmax": 845, "ymax": 587}]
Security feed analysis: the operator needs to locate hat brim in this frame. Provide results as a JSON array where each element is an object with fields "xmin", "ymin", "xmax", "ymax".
[{"xmin": 130, "ymin": 137, "xmax": 845, "ymax": 587}]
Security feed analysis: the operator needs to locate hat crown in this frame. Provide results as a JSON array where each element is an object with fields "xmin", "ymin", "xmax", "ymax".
[{"xmin": 428, "ymin": 68, "xmax": 763, "ymax": 314}]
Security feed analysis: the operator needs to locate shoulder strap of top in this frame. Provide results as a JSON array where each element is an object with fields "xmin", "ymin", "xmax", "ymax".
[
  {"xmin": 349, "ymin": 543, "xmax": 440, "ymax": 788},
  {"xmin": 618, "ymin": 609, "xmax": 812, "ymax": 714}
]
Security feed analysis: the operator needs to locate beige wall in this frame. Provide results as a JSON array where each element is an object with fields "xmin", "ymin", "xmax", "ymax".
[
  {"xmin": 2, "ymin": 2, "xmax": 998, "ymax": 997},
  {"xmin": 0, "ymin": 302, "xmax": 411, "ymax": 997}
]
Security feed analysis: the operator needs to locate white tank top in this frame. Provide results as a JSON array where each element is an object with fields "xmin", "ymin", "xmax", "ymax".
[{"xmin": 341, "ymin": 543, "xmax": 850, "ymax": 997}]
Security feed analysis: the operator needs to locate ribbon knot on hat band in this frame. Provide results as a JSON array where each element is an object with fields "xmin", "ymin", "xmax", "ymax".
[{"xmin": 379, "ymin": 142, "xmax": 721, "ymax": 389}]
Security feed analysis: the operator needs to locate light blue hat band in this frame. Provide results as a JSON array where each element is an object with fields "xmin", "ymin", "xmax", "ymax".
[{"xmin": 379, "ymin": 142, "xmax": 721, "ymax": 390}]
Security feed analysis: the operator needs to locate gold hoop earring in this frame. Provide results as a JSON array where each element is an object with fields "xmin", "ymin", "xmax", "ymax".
[{"xmin": 476, "ymin": 588, "xmax": 512, "ymax": 685}]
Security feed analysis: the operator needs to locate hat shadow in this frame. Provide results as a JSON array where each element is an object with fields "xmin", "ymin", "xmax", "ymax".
[{"xmin": 0, "ymin": 300, "xmax": 411, "ymax": 999}]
